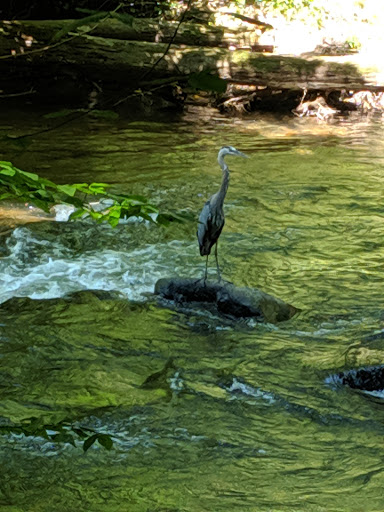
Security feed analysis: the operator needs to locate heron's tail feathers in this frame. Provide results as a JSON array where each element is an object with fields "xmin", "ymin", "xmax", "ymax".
[{"xmin": 198, "ymin": 240, "xmax": 213, "ymax": 256}]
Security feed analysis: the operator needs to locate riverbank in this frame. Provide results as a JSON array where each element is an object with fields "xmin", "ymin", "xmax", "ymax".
[{"xmin": 2, "ymin": 11, "xmax": 384, "ymax": 118}]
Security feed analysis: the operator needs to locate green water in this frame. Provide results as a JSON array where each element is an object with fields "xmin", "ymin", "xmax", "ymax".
[{"xmin": 1, "ymin": 109, "xmax": 384, "ymax": 511}]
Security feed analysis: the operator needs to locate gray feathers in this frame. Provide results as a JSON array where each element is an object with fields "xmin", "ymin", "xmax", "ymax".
[
  {"xmin": 197, "ymin": 199, "xmax": 225, "ymax": 256},
  {"xmin": 197, "ymin": 146, "xmax": 248, "ymax": 279}
]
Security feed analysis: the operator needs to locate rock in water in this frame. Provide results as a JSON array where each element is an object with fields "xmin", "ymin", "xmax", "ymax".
[
  {"xmin": 334, "ymin": 366, "xmax": 384, "ymax": 392},
  {"xmin": 154, "ymin": 278, "xmax": 298, "ymax": 323}
]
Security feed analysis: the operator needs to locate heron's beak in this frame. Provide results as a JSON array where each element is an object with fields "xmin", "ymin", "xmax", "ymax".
[{"xmin": 236, "ymin": 150, "xmax": 248, "ymax": 158}]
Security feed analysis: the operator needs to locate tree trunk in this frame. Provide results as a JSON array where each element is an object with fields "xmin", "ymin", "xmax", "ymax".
[
  {"xmin": 1, "ymin": 19, "xmax": 384, "ymax": 97},
  {"xmin": 0, "ymin": 18, "xmax": 257, "ymax": 49}
]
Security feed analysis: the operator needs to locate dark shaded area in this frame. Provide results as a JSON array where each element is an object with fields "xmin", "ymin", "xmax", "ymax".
[
  {"xmin": 155, "ymin": 277, "xmax": 298, "ymax": 323},
  {"xmin": 337, "ymin": 366, "xmax": 384, "ymax": 392},
  {"xmin": 0, "ymin": 0, "xmax": 172, "ymax": 20}
]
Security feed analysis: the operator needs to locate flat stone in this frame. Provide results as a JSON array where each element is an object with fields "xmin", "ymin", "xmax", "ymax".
[{"xmin": 154, "ymin": 277, "xmax": 299, "ymax": 323}]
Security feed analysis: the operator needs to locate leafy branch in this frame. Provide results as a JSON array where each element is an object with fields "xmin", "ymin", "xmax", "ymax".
[
  {"xmin": 0, "ymin": 4, "xmax": 126, "ymax": 61},
  {"xmin": 0, "ymin": 161, "xmax": 192, "ymax": 227},
  {"xmin": 0, "ymin": 417, "xmax": 113, "ymax": 452}
]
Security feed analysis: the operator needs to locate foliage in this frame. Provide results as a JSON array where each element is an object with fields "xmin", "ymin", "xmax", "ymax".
[
  {"xmin": 0, "ymin": 161, "xmax": 191, "ymax": 227},
  {"xmin": 0, "ymin": 417, "xmax": 113, "ymax": 452},
  {"xmin": 0, "ymin": 0, "xmax": 174, "ymax": 20},
  {"xmin": 0, "ymin": 0, "xmax": 326, "ymax": 21},
  {"xmin": 43, "ymin": 109, "xmax": 119, "ymax": 120},
  {"xmin": 228, "ymin": 0, "xmax": 325, "ymax": 23},
  {"xmin": 187, "ymin": 71, "xmax": 227, "ymax": 94},
  {"xmin": 261, "ymin": 0, "xmax": 316, "ymax": 12},
  {"xmin": 50, "ymin": 11, "xmax": 108, "ymax": 42},
  {"xmin": 345, "ymin": 35, "xmax": 361, "ymax": 50}
]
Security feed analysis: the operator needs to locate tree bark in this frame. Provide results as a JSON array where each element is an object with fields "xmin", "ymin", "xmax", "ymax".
[
  {"xmin": 0, "ymin": 18, "xmax": 256, "ymax": 48},
  {"xmin": 1, "ymin": 19, "xmax": 384, "ymax": 93}
]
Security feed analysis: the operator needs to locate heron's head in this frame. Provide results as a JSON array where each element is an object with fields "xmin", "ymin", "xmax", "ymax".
[{"xmin": 219, "ymin": 146, "xmax": 248, "ymax": 160}]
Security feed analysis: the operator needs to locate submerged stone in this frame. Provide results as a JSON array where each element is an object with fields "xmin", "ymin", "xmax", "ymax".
[
  {"xmin": 336, "ymin": 366, "xmax": 384, "ymax": 392},
  {"xmin": 154, "ymin": 277, "xmax": 298, "ymax": 323},
  {"xmin": 0, "ymin": 289, "xmax": 126, "ymax": 313}
]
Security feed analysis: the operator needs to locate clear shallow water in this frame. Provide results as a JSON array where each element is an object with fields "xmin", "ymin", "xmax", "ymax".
[{"xmin": 1, "ymin": 109, "xmax": 384, "ymax": 511}]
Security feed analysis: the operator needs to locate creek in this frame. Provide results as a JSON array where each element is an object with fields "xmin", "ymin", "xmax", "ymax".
[{"xmin": 0, "ymin": 107, "xmax": 384, "ymax": 511}]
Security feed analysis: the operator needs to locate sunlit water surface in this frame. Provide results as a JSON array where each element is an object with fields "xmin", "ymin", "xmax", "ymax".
[{"xmin": 1, "ymin": 109, "xmax": 384, "ymax": 511}]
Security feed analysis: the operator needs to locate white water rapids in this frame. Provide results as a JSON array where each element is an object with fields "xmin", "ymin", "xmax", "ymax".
[{"xmin": 0, "ymin": 224, "xmax": 198, "ymax": 304}]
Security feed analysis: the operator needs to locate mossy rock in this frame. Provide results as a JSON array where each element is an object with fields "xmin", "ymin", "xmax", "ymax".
[{"xmin": 154, "ymin": 277, "xmax": 298, "ymax": 323}]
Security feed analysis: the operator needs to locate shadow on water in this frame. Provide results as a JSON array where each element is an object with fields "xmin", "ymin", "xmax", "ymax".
[{"xmin": 1, "ymin": 107, "xmax": 384, "ymax": 511}]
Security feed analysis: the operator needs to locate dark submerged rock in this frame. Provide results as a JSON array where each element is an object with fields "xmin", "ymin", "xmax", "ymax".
[
  {"xmin": 337, "ymin": 366, "xmax": 384, "ymax": 392},
  {"xmin": 154, "ymin": 277, "xmax": 298, "ymax": 323}
]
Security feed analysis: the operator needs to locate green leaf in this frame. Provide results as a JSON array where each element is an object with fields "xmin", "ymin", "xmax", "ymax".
[
  {"xmin": 83, "ymin": 433, "xmax": 99, "ymax": 452},
  {"xmin": 107, "ymin": 217, "xmax": 120, "ymax": 228},
  {"xmin": 43, "ymin": 109, "xmax": 80, "ymax": 119},
  {"xmin": 0, "ymin": 161, "xmax": 190, "ymax": 228},
  {"xmin": 0, "ymin": 166, "xmax": 15, "ymax": 176},
  {"xmin": 72, "ymin": 428, "xmax": 89, "ymax": 438},
  {"xmin": 110, "ymin": 12, "xmax": 135, "ymax": 26},
  {"xmin": 0, "ymin": 160, "xmax": 14, "ymax": 167},
  {"xmin": 50, "ymin": 13, "xmax": 106, "ymax": 43},
  {"xmin": 188, "ymin": 72, "xmax": 227, "ymax": 94},
  {"xmin": 89, "ymin": 110, "xmax": 119, "ymax": 120},
  {"xmin": 69, "ymin": 208, "xmax": 88, "ymax": 220},
  {"xmin": 88, "ymin": 182, "xmax": 110, "ymax": 194},
  {"xmin": 36, "ymin": 189, "xmax": 50, "ymax": 198},
  {"xmin": 57, "ymin": 184, "xmax": 77, "ymax": 197},
  {"xmin": 0, "ymin": 192, "xmax": 13, "ymax": 200},
  {"xmin": 97, "ymin": 434, "xmax": 113, "ymax": 450},
  {"xmin": 16, "ymin": 168, "xmax": 40, "ymax": 181},
  {"xmin": 107, "ymin": 207, "xmax": 122, "ymax": 218}
]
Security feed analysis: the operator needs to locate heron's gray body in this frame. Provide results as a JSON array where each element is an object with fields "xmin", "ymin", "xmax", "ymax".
[
  {"xmin": 197, "ymin": 146, "xmax": 247, "ymax": 280},
  {"xmin": 197, "ymin": 170, "xmax": 229, "ymax": 256}
]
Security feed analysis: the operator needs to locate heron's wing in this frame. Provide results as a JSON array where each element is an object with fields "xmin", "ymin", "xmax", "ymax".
[{"xmin": 197, "ymin": 200, "xmax": 225, "ymax": 256}]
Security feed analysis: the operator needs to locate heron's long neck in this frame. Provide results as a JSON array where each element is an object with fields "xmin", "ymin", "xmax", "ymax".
[{"xmin": 216, "ymin": 159, "xmax": 230, "ymax": 207}]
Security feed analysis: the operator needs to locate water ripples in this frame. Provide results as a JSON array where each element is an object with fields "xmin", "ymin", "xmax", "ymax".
[{"xmin": 1, "ymin": 111, "xmax": 384, "ymax": 510}]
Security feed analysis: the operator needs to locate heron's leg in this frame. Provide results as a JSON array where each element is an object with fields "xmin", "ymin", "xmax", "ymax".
[
  {"xmin": 203, "ymin": 255, "xmax": 208, "ymax": 285},
  {"xmin": 215, "ymin": 242, "xmax": 222, "ymax": 282}
]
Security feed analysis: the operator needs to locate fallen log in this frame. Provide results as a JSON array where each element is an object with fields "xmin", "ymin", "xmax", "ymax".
[
  {"xmin": 0, "ymin": 18, "xmax": 257, "ymax": 49},
  {"xmin": 1, "ymin": 28, "xmax": 384, "ymax": 93},
  {"xmin": 154, "ymin": 278, "xmax": 299, "ymax": 323}
]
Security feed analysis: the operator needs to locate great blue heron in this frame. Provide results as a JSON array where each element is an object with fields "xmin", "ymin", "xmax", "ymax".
[{"xmin": 197, "ymin": 145, "xmax": 248, "ymax": 282}]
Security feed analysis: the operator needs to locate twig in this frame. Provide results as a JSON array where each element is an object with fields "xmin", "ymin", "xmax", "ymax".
[
  {"xmin": 7, "ymin": 109, "xmax": 91, "ymax": 140},
  {"xmin": 0, "ymin": 87, "xmax": 35, "ymax": 98},
  {"xmin": 298, "ymin": 87, "xmax": 307, "ymax": 106},
  {"xmin": 0, "ymin": 32, "xmax": 81, "ymax": 60},
  {"xmin": 114, "ymin": 0, "xmax": 194, "ymax": 107},
  {"xmin": 0, "ymin": 4, "xmax": 123, "ymax": 60},
  {"xmin": 1, "ymin": 5, "xmax": 123, "ymax": 140},
  {"xmin": 141, "ymin": 0, "xmax": 193, "ymax": 79}
]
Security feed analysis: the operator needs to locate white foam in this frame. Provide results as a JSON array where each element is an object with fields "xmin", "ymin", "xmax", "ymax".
[
  {"xmin": 0, "ymin": 227, "xmax": 197, "ymax": 304},
  {"xmin": 53, "ymin": 201, "xmax": 157, "ymax": 225},
  {"xmin": 53, "ymin": 204, "xmax": 76, "ymax": 222},
  {"xmin": 363, "ymin": 389, "xmax": 384, "ymax": 398},
  {"xmin": 227, "ymin": 378, "xmax": 276, "ymax": 404}
]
